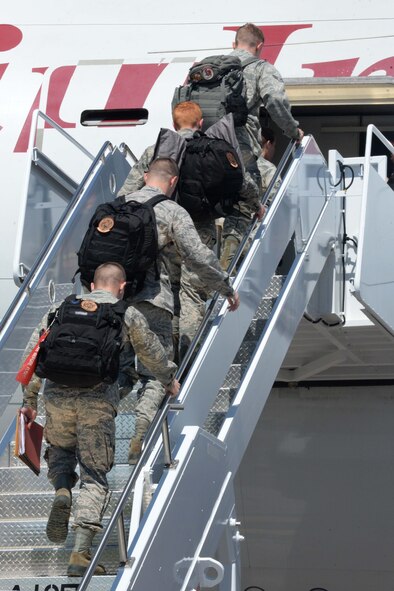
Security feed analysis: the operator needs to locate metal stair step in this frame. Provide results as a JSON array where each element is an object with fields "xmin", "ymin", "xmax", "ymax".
[
  {"xmin": 0, "ymin": 517, "xmax": 128, "ymax": 576},
  {"xmin": 204, "ymin": 387, "xmax": 237, "ymax": 436},
  {"xmin": 0, "ymin": 545, "xmax": 121, "ymax": 578},
  {"xmin": 0, "ymin": 515, "xmax": 128, "ymax": 549},
  {"xmin": 233, "ymin": 339, "xmax": 259, "ymax": 364},
  {"xmin": 0, "ymin": 486, "xmax": 133, "ymax": 520},
  {"xmin": 0, "ymin": 464, "xmax": 132, "ymax": 494}
]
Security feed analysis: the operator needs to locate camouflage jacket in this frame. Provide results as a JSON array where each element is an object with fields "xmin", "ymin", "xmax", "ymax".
[
  {"xmin": 22, "ymin": 289, "xmax": 177, "ymax": 410},
  {"xmin": 231, "ymin": 48, "xmax": 299, "ymax": 157},
  {"xmin": 125, "ymin": 185, "xmax": 234, "ymax": 314}
]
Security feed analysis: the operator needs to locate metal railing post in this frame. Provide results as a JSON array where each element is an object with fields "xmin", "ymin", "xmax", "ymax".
[
  {"xmin": 117, "ymin": 512, "xmax": 128, "ymax": 566},
  {"xmin": 162, "ymin": 417, "xmax": 173, "ymax": 468}
]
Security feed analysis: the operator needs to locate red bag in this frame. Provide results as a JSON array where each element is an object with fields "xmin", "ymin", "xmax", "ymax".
[{"xmin": 16, "ymin": 330, "xmax": 49, "ymax": 386}]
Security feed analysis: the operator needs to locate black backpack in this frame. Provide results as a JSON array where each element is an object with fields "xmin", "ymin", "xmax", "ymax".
[
  {"xmin": 35, "ymin": 295, "xmax": 127, "ymax": 388},
  {"xmin": 177, "ymin": 131, "xmax": 244, "ymax": 217},
  {"xmin": 77, "ymin": 194, "xmax": 166, "ymax": 296},
  {"xmin": 172, "ymin": 54, "xmax": 258, "ymax": 131}
]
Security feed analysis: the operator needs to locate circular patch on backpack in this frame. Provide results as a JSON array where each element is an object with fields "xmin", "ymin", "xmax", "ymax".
[
  {"xmin": 202, "ymin": 66, "xmax": 214, "ymax": 80},
  {"xmin": 97, "ymin": 216, "xmax": 114, "ymax": 233},
  {"xmin": 80, "ymin": 300, "xmax": 98, "ymax": 312},
  {"xmin": 226, "ymin": 152, "xmax": 239, "ymax": 168}
]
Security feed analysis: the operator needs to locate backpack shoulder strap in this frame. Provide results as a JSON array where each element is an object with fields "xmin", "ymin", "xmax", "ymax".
[
  {"xmin": 111, "ymin": 299, "xmax": 128, "ymax": 315},
  {"xmin": 241, "ymin": 56, "xmax": 260, "ymax": 69},
  {"xmin": 50, "ymin": 295, "xmax": 77, "ymax": 326},
  {"xmin": 145, "ymin": 194, "xmax": 168, "ymax": 208}
]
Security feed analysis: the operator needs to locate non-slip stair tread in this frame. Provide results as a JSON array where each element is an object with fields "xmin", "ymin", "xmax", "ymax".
[
  {"xmin": 0, "ymin": 489, "xmax": 133, "ymax": 520},
  {"xmin": 0, "ymin": 515, "xmax": 128, "ymax": 546},
  {"xmin": 0, "ymin": 545, "xmax": 121, "ymax": 577},
  {"xmin": 0, "ymin": 463, "xmax": 133, "ymax": 493}
]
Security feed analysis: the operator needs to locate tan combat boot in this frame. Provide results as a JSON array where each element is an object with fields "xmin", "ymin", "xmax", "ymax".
[
  {"xmin": 46, "ymin": 488, "xmax": 72, "ymax": 544},
  {"xmin": 67, "ymin": 526, "xmax": 106, "ymax": 577}
]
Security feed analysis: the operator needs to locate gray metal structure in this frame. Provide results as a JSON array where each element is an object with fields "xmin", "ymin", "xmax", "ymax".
[{"xmin": 0, "ymin": 119, "xmax": 393, "ymax": 590}]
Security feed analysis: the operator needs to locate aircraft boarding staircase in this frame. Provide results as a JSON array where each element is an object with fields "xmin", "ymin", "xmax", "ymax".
[{"xmin": 0, "ymin": 116, "xmax": 393, "ymax": 591}]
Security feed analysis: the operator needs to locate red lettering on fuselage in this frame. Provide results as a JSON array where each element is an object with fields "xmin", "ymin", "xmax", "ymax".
[
  {"xmin": 0, "ymin": 64, "xmax": 8, "ymax": 80},
  {"xmin": 4, "ymin": 22, "xmax": 393, "ymax": 154},
  {"xmin": 303, "ymin": 58, "xmax": 360, "ymax": 77},
  {"xmin": 105, "ymin": 63, "xmax": 168, "ymax": 108},
  {"xmin": 45, "ymin": 66, "xmax": 77, "ymax": 129},
  {"xmin": 0, "ymin": 25, "xmax": 23, "ymax": 52},
  {"xmin": 14, "ymin": 67, "xmax": 48, "ymax": 153},
  {"xmin": 359, "ymin": 57, "xmax": 394, "ymax": 76}
]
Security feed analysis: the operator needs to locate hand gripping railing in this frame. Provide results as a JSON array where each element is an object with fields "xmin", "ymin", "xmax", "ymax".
[{"xmin": 77, "ymin": 138, "xmax": 297, "ymax": 590}]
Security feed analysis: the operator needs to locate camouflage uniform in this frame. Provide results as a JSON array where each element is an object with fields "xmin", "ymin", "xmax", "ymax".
[
  {"xmin": 231, "ymin": 48, "xmax": 300, "ymax": 158},
  {"xmin": 220, "ymin": 157, "xmax": 282, "ymax": 269},
  {"xmin": 220, "ymin": 49, "xmax": 299, "ymax": 269},
  {"xmin": 220, "ymin": 171, "xmax": 262, "ymax": 271},
  {"xmin": 124, "ymin": 185, "xmax": 234, "ymax": 427},
  {"xmin": 257, "ymin": 154, "xmax": 280, "ymax": 206},
  {"xmin": 22, "ymin": 289, "xmax": 176, "ymax": 532},
  {"xmin": 118, "ymin": 131, "xmax": 184, "ymax": 365},
  {"xmin": 179, "ymin": 217, "xmax": 217, "ymax": 359}
]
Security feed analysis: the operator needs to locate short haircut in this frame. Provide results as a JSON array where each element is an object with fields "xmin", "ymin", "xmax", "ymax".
[
  {"xmin": 173, "ymin": 101, "xmax": 203, "ymax": 129},
  {"xmin": 147, "ymin": 157, "xmax": 179, "ymax": 179},
  {"xmin": 235, "ymin": 23, "xmax": 265, "ymax": 47},
  {"xmin": 260, "ymin": 126, "xmax": 275, "ymax": 144},
  {"xmin": 93, "ymin": 262, "xmax": 126, "ymax": 286}
]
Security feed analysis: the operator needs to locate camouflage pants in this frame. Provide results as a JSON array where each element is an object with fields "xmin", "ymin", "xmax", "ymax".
[
  {"xmin": 44, "ymin": 393, "xmax": 116, "ymax": 532},
  {"xmin": 220, "ymin": 201, "xmax": 256, "ymax": 271},
  {"xmin": 236, "ymin": 128, "xmax": 262, "ymax": 188},
  {"xmin": 129, "ymin": 301, "xmax": 174, "ymax": 425},
  {"xmin": 179, "ymin": 219, "xmax": 217, "ymax": 361}
]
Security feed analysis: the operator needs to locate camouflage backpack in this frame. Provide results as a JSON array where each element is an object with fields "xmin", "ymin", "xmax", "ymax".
[{"xmin": 172, "ymin": 54, "xmax": 258, "ymax": 131}]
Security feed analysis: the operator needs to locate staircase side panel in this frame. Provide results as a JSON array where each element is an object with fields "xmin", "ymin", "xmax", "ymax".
[{"xmin": 354, "ymin": 165, "xmax": 394, "ymax": 334}]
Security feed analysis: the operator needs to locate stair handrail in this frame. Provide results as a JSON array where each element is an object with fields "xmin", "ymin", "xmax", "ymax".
[
  {"xmin": 0, "ymin": 139, "xmax": 114, "ymax": 348},
  {"xmin": 354, "ymin": 124, "xmax": 394, "ymax": 293},
  {"xmin": 28, "ymin": 110, "xmax": 95, "ymax": 160}
]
